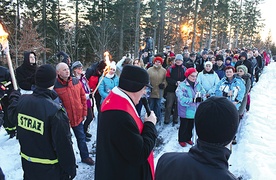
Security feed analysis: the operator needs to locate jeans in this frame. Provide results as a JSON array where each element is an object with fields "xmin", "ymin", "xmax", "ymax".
[
  {"xmin": 164, "ymin": 92, "xmax": 178, "ymax": 123},
  {"xmin": 72, "ymin": 123, "xmax": 89, "ymax": 160},
  {"xmin": 149, "ymin": 98, "xmax": 161, "ymax": 122}
]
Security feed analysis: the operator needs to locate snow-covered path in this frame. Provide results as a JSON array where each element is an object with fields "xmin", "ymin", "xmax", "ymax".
[{"xmin": 1, "ymin": 62, "xmax": 276, "ymax": 180}]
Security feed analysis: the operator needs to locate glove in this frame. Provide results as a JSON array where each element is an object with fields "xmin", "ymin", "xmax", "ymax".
[
  {"xmin": 194, "ymin": 97, "xmax": 203, "ymax": 103},
  {"xmin": 158, "ymin": 83, "xmax": 165, "ymax": 89}
]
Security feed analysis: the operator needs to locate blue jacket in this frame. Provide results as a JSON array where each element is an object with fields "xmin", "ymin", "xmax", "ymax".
[
  {"xmin": 98, "ymin": 75, "xmax": 119, "ymax": 103},
  {"xmin": 196, "ymin": 70, "xmax": 220, "ymax": 96},
  {"xmin": 213, "ymin": 64, "xmax": 226, "ymax": 79},
  {"xmin": 215, "ymin": 75, "xmax": 246, "ymax": 110},
  {"xmin": 176, "ymin": 80, "xmax": 206, "ymax": 119}
]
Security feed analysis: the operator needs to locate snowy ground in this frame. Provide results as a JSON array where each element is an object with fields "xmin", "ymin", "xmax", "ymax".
[{"xmin": 1, "ymin": 61, "xmax": 276, "ymax": 180}]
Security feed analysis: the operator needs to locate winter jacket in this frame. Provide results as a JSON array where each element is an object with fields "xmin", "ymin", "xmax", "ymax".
[
  {"xmin": 215, "ymin": 75, "xmax": 246, "ymax": 110},
  {"xmin": 165, "ymin": 64, "xmax": 186, "ymax": 93},
  {"xmin": 54, "ymin": 76, "xmax": 87, "ymax": 127},
  {"xmin": 98, "ymin": 74, "xmax": 119, "ymax": 103},
  {"xmin": 196, "ymin": 70, "xmax": 220, "ymax": 96},
  {"xmin": 238, "ymin": 73, "xmax": 251, "ymax": 115},
  {"xmin": 0, "ymin": 66, "xmax": 15, "ymax": 133},
  {"xmin": 196, "ymin": 57, "xmax": 209, "ymax": 72},
  {"xmin": 147, "ymin": 65, "xmax": 167, "ymax": 99},
  {"xmin": 176, "ymin": 79, "xmax": 206, "ymax": 119},
  {"xmin": 15, "ymin": 52, "xmax": 37, "ymax": 91},
  {"xmin": 95, "ymin": 87, "xmax": 157, "ymax": 180},
  {"xmin": 8, "ymin": 87, "xmax": 76, "ymax": 180},
  {"xmin": 213, "ymin": 64, "xmax": 226, "ymax": 79},
  {"xmin": 155, "ymin": 139, "xmax": 238, "ymax": 180}
]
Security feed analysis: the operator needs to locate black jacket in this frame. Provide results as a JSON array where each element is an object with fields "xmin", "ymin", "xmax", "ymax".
[
  {"xmin": 15, "ymin": 52, "xmax": 37, "ymax": 90},
  {"xmin": 95, "ymin": 88, "xmax": 157, "ymax": 180},
  {"xmin": 166, "ymin": 64, "xmax": 186, "ymax": 92},
  {"xmin": 155, "ymin": 140, "xmax": 238, "ymax": 180},
  {"xmin": 8, "ymin": 88, "xmax": 76, "ymax": 180}
]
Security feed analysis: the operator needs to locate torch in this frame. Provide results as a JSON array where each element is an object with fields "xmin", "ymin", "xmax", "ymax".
[
  {"xmin": 0, "ymin": 23, "xmax": 18, "ymax": 90},
  {"xmin": 92, "ymin": 51, "xmax": 111, "ymax": 95}
]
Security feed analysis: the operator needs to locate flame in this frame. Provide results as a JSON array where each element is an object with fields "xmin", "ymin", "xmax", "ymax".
[
  {"xmin": 103, "ymin": 51, "xmax": 111, "ymax": 76},
  {"xmin": 0, "ymin": 23, "xmax": 9, "ymax": 50}
]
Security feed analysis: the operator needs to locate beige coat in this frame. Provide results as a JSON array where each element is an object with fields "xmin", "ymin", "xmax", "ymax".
[{"xmin": 147, "ymin": 65, "xmax": 167, "ymax": 99}]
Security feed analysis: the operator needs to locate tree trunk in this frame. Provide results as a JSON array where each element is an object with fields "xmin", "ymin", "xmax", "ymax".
[
  {"xmin": 207, "ymin": 0, "xmax": 215, "ymax": 50},
  {"xmin": 42, "ymin": 0, "xmax": 46, "ymax": 64},
  {"xmin": 191, "ymin": 0, "xmax": 199, "ymax": 52},
  {"xmin": 158, "ymin": 0, "xmax": 165, "ymax": 52},
  {"xmin": 134, "ymin": 0, "xmax": 140, "ymax": 58},
  {"xmin": 75, "ymin": 0, "xmax": 79, "ymax": 60},
  {"xmin": 119, "ymin": 8, "xmax": 125, "ymax": 59}
]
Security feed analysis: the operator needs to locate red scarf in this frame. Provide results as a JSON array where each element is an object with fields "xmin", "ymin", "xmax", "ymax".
[{"xmin": 101, "ymin": 90, "xmax": 155, "ymax": 180}]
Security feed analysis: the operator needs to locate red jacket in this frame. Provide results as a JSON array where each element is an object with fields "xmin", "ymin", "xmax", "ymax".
[{"xmin": 54, "ymin": 76, "xmax": 87, "ymax": 127}]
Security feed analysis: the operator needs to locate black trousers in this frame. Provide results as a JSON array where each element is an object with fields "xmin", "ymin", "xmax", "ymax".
[{"xmin": 178, "ymin": 117, "xmax": 194, "ymax": 142}]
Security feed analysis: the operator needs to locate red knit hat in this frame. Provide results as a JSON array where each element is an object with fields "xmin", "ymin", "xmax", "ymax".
[
  {"xmin": 185, "ymin": 68, "xmax": 197, "ymax": 77},
  {"xmin": 153, "ymin": 56, "xmax": 164, "ymax": 64}
]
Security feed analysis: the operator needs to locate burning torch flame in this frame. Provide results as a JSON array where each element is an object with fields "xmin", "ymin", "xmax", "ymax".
[
  {"xmin": 103, "ymin": 51, "xmax": 111, "ymax": 76},
  {"xmin": 0, "ymin": 23, "xmax": 9, "ymax": 50},
  {"xmin": 0, "ymin": 22, "xmax": 18, "ymax": 90}
]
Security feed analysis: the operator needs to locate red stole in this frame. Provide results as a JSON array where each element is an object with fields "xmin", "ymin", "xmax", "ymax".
[{"xmin": 101, "ymin": 90, "xmax": 155, "ymax": 180}]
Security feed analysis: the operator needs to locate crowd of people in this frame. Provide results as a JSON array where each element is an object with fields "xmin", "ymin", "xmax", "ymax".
[{"xmin": 0, "ymin": 46, "xmax": 271, "ymax": 179}]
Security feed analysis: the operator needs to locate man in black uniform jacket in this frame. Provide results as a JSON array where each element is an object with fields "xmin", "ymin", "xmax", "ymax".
[
  {"xmin": 9, "ymin": 64, "xmax": 76, "ymax": 180},
  {"xmin": 155, "ymin": 97, "xmax": 239, "ymax": 180}
]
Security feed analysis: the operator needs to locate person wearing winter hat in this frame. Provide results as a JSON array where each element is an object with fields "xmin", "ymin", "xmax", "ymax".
[
  {"xmin": 236, "ymin": 65, "xmax": 251, "ymax": 119},
  {"xmin": 232, "ymin": 54, "xmax": 239, "ymax": 66},
  {"xmin": 8, "ymin": 64, "xmax": 77, "ymax": 180},
  {"xmin": 95, "ymin": 65, "xmax": 157, "ymax": 180},
  {"xmin": 176, "ymin": 68, "xmax": 206, "ymax": 147},
  {"xmin": 98, "ymin": 61, "xmax": 119, "ymax": 103},
  {"xmin": 55, "ymin": 62, "xmax": 95, "ymax": 166},
  {"xmin": 213, "ymin": 54, "xmax": 226, "ymax": 79},
  {"xmin": 225, "ymin": 56, "xmax": 232, "ymax": 66},
  {"xmin": 197, "ymin": 61, "xmax": 220, "ymax": 98},
  {"xmin": 147, "ymin": 56, "xmax": 167, "ymax": 122},
  {"xmin": 155, "ymin": 96, "xmax": 239, "ymax": 180},
  {"xmin": 234, "ymin": 52, "xmax": 253, "ymax": 87},
  {"xmin": 72, "ymin": 61, "xmax": 94, "ymax": 141},
  {"xmin": 164, "ymin": 54, "xmax": 186, "ymax": 125}
]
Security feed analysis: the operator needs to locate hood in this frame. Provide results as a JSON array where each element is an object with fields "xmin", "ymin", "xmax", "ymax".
[{"xmin": 23, "ymin": 51, "xmax": 37, "ymax": 67}]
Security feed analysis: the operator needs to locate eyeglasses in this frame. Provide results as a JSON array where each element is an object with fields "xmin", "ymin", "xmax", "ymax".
[{"xmin": 110, "ymin": 68, "xmax": 116, "ymax": 71}]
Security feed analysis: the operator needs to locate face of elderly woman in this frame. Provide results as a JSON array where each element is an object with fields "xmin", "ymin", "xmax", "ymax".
[{"xmin": 187, "ymin": 72, "xmax": 198, "ymax": 82}]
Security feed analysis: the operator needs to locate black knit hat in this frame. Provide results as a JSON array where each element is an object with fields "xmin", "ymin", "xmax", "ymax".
[
  {"xmin": 195, "ymin": 96, "xmax": 239, "ymax": 146},
  {"xmin": 215, "ymin": 55, "xmax": 224, "ymax": 61},
  {"xmin": 35, "ymin": 64, "xmax": 56, "ymax": 88},
  {"xmin": 239, "ymin": 52, "xmax": 247, "ymax": 59},
  {"xmin": 119, "ymin": 65, "xmax": 152, "ymax": 92}
]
